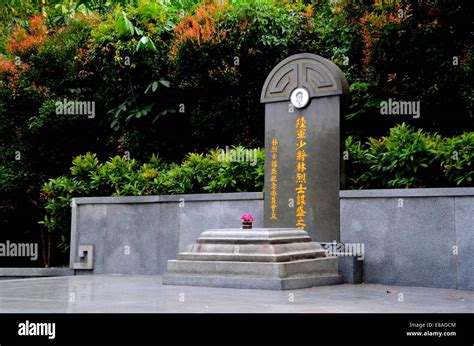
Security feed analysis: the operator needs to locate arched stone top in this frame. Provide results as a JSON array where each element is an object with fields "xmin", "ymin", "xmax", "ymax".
[{"xmin": 260, "ymin": 53, "xmax": 348, "ymax": 103}]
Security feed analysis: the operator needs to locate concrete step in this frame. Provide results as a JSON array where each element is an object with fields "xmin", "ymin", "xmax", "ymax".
[
  {"xmin": 178, "ymin": 241, "xmax": 327, "ymax": 262},
  {"xmin": 162, "ymin": 273, "xmax": 343, "ymax": 290},
  {"xmin": 197, "ymin": 228, "xmax": 312, "ymax": 244},
  {"xmin": 166, "ymin": 257, "xmax": 338, "ymax": 279},
  {"xmin": 177, "ymin": 250, "xmax": 326, "ymax": 262}
]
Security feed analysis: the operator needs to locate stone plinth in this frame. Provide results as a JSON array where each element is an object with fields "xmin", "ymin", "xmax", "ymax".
[{"xmin": 163, "ymin": 228, "xmax": 343, "ymax": 290}]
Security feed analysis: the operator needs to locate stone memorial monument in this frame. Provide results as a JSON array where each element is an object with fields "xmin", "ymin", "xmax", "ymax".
[
  {"xmin": 163, "ymin": 53, "xmax": 347, "ymax": 290},
  {"xmin": 163, "ymin": 227, "xmax": 342, "ymax": 290},
  {"xmin": 261, "ymin": 53, "xmax": 348, "ymax": 242}
]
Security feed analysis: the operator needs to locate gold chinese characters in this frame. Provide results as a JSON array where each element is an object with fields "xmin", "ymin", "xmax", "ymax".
[
  {"xmin": 295, "ymin": 116, "xmax": 307, "ymax": 229},
  {"xmin": 270, "ymin": 137, "xmax": 278, "ymax": 220}
]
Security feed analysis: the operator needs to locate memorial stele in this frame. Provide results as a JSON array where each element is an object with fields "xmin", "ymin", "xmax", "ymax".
[
  {"xmin": 261, "ymin": 53, "xmax": 348, "ymax": 242},
  {"xmin": 163, "ymin": 53, "xmax": 348, "ymax": 290}
]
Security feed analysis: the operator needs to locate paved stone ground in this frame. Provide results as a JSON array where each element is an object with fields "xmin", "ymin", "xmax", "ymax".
[{"xmin": 0, "ymin": 275, "xmax": 472, "ymax": 313}]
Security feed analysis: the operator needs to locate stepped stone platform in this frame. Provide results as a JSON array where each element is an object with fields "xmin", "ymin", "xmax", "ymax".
[{"xmin": 163, "ymin": 228, "xmax": 343, "ymax": 290}]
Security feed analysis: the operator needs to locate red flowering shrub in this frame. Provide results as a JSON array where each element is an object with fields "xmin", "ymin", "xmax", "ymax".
[
  {"xmin": 6, "ymin": 15, "xmax": 48, "ymax": 55},
  {"xmin": 0, "ymin": 57, "xmax": 29, "ymax": 91},
  {"xmin": 359, "ymin": 6, "xmax": 403, "ymax": 65},
  {"xmin": 0, "ymin": 0, "xmax": 472, "ymax": 267},
  {"xmin": 170, "ymin": 0, "xmax": 231, "ymax": 57}
]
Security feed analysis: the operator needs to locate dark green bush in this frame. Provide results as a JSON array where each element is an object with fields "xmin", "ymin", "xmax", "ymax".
[
  {"xmin": 345, "ymin": 124, "xmax": 473, "ymax": 189},
  {"xmin": 1, "ymin": 0, "xmax": 473, "ymax": 267},
  {"xmin": 439, "ymin": 133, "xmax": 474, "ymax": 186},
  {"xmin": 40, "ymin": 146, "xmax": 264, "ymax": 254}
]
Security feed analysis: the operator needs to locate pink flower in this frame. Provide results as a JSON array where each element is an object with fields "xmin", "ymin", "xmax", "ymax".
[{"xmin": 241, "ymin": 213, "xmax": 254, "ymax": 221}]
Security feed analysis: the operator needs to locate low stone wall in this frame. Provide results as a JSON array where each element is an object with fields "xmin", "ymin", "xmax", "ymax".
[
  {"xmin": 0, "ymin": 268, "xmax": 73, "ymax": 280},
  {"xmin": 340, "ymin": 188, "xmax": 474, "ymax": 291},
  {"xmin": 70, "ymin": 192, "xmax": 263, "ymax": 275},
  {"xmin": 70, "ymin": 188, "xmax": 474, "ymax": 291}
]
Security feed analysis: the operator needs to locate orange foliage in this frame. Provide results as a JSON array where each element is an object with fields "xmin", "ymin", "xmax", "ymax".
[
  {"xmin": 303, "ymin": 6, "xmax": 313, "ymax": 18},
  {"xmin": 0, "ymin": 57, "xmax": 30, "ymax": 92},
  {"xmin": 359, "ymin": 5, "xmax": 403, "ymax": 65},
  {"xmin": 31, "ymin": 81, "xmax": 49, "ymax": 97},
  {"xmin": 7, "ymin": 15, "xmax": 48, "ymax": 55},
  {"xmin": 0, "ymin": 16, "xmax": 45, "ymax": 92},
  {"xmin": 0, "ymin": 59, "xmax": 18, "ymax": 75},
  {"xmin": 239, "ymin": 20, "xmax": 249, "ymax": 31},
  {"xmin": 170, "ymin": 0, "xmax": 231, "ymax": 57}
]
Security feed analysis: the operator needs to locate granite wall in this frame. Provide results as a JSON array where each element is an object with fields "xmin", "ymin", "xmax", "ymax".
[
  {"xmin": 340, "ymin": 188, "xmax": 474, "ymax": 291},
  {"xmin": 70, "ymin": 188, "xmax": 474, "ymax": 291},
  {"xmin": 70, "ymin": 193, "xmax": 264, "ymax": 275}
]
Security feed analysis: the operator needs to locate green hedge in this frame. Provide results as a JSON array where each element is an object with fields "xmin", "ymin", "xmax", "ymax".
[
  {"xmin": 38, "ymin": 125, "xmax": 473, "ymax": 264},
  {"xmin": 345, "ymin": 124, "xmax": 473, "ymax": 189},
  {"xmin": 39, "ymin": 146, "xmax": 264, "ymax": 253},
  {"xmin": 2, "ymin": 0, "xmax": 473, "ymax": 266}
]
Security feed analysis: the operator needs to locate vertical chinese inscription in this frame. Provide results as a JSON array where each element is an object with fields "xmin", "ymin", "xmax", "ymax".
[
  {"xmin": 295, "ymin": 116, "xmax": 307, "ymax": 229},
  {"xmin": 262, "ymin": 54, "xmax": 347, "ymax": 241},
  {"xmin": 270, "ymin": 137, "xmax": 279, "ymax": 220}
]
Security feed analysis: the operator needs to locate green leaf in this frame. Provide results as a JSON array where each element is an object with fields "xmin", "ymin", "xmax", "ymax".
[
  {"xmin": 115, "ymin": 10, "xmax": 135, "ymax": 36},
  {"xmin": 159, "ymin": 78, "xmax": 170, "ymax": 88}
]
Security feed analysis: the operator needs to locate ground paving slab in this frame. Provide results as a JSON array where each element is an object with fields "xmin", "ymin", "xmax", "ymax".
[{"xmin": 0, "ymin": 275, "xmax": 472, "ymax": 313}]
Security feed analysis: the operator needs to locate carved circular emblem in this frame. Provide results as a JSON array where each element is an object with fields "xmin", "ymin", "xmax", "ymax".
[{"xmin": 290, "ymin": 88, "xmax": 309, "ymax": 109}]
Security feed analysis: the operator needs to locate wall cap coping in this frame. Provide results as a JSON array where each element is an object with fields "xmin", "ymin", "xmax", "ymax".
[
  {"xmin": 340, "ymin": 188, "xmax": 474, "ymax": 198},
  {"xmin": 73, "ymin": 192, "xmax": 264, "ymax": 205},
  {"xmin": 0, "ymin": 268, "xmax": 74, "ymax": 277}
]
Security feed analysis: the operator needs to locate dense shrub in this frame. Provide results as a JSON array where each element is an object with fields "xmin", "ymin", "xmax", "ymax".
[
  {"xmin": 39, "ymin": 146, "xmax": 264, "ymax": 260},
  {"xmin": 0, "ymin": 0, "xmax": 472, "ymax": 267},
  {"xmin": 345, "ymin": 124, "xmax": 473, "ymax": 189}
]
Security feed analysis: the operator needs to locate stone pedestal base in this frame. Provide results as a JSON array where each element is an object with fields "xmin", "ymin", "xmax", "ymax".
[{"xmin": 163, "ymin": 228, "xmax": 343, "ymax": 290}]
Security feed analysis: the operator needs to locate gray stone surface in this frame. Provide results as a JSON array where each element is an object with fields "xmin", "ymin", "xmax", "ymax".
[
  {"xmin": 179, "ymin": 242, "xmax": 326, "ymax": 262},
  {"xmin": 0, "ymin": 275, "xmax": 473, "ymax": 313},
  {"xmin": 341, "ymin": 198, "xmax": 397, "ymax": 285},
  {"xmin": 219, "ymin": 199, "xmax": 264, "ymax": 227},
  {"xmin": 74, "ymin": 196, "xmax": 161, "ymax": 204},
  {"xmin": 341, "ymin": 192, "xmax": 474, "ymax": 290},
  {"xmin": 0, "ymin": 268, "xmax": 73, "ymax": 280},
  {"xmin": 177, "ymin": 200, "xmax": 264, "ymax": 252},
  {"xmin": 197, "ymin": 228, "xmax": 311, "ymax": 243},
  {"xmin": 456, "ymin": 197, "xmax": 474, "ymax": 291},
  {"xmin": 72, "ymin": 244, "xmax": 94, "ymax": 270},
  {"xmin": 340, "ymin": 187, "xmax": 474, "ymax": 198},
  {"xmin": 72, "ymin": 204, "xmax": 107, "ymax": 274},
  {"xmin": 70, "ymin": 189, "xmax": 474, "ymax": 290},
  {"xmin": 164, "ymin": 227, "xmax": 341, "ymax": 290},
  {"xmin": 261, "ymin": 53, "xmax": 347, "ymax": 242},
  {"xmin": 74, "ymin": 192, "xmax": 263, "ymax": 204},
  {"xmin": 164, "ymin": 192, "xmax": 263, "ymax": 202},
  {"xmin": 104, "ymin": 204, "xmax": 161, "ymax": 275},
  {"xmin": 260, "ymin": 53, "xmax": 348, "ymax": 102},
  {"xmin": 165, "ymin": 257, "xmax": 338, "ymax": 278},
  {"xmin": 338, "ymin": 257, "xmax": 363, "ymax": 284},
  {"xmin": 70, "ymin": 193, "xmax": 264, "ymax": 275},
  {"xmin": 177, "ymin": 201, "xmax": 222, "ymax": 252},
  {"xmin": 156, "ymin": 203, "xmax": 180, "ymax": 274},
  {"xmin": 179, "ymin": 228, "xmax": 325, "ymax": 262},
  {"xmin": 394, "ymin": 197, "xmax": 456, "ymax": 289},
  {"xmin": 163, "ymin": 273, "xmax": 343, "ymax": 290}
]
